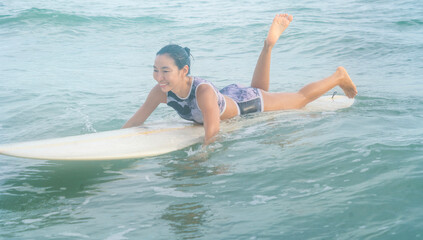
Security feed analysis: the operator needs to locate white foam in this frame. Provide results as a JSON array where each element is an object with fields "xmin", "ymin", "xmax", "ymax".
[
  {"xmin": 70, "ymin": 105, "xmax": 97, "ymax": 133},
  {"xmin": 82, "ymin": 197, "xmax": 92, "ymax": 205},
  {"xmin": 152, "ymin": 187, "xmax": 195, "ymax": 198},
  {"xmin": 105, "ymin": 228, "xmax": 136, "ymax": 240},
  {"xmin": 15, "ymin": 183, "xmax": 48, "ymax": 194},
  {"xmin": 250, "ymin": 195, "xmax": 277, "ymax": 205},
  {"xmin": 212, "ymin": 180, "xmax": 226, "ymax": 185},
  {"xmin": 60, "ymin": 232, "xmax": 90, "ymax": 238},
  {"xmin": 22, "ymin": 218, "xmax": 42, "ymax": 224},
  {"xmin": 42, "ymin": 211, "xmax": 60, "ymax": 217}
]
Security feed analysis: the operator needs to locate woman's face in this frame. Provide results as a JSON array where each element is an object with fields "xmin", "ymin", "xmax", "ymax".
[{"xmin": 153, "ymin": 54, "xmax": 187, "ymax": 93}]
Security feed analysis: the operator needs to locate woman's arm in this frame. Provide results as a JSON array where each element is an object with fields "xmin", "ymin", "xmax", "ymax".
[
  {"xmin": 122, "ymin": 84, "xmax": 167, "ymax": 128},
  {"xmin": 196, "ymin": 84, "xmax": 221, "ymax": 145}
]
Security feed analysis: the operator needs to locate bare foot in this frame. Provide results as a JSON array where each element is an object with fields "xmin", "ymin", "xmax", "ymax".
[
  {"xmin": 336, "ymin": 67, "xmax": 357, "ymax": 98},
  {"xmin": 265, "ymin": 14, "xmax": 293, "ymax": 47}
]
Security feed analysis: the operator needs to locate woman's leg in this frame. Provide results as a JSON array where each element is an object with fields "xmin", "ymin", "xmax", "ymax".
[
  {"xmin": 262, "ymin": 67, "xmax": 358, "ymax": 111},
  {"xmin": 251, "ymin": 14, "xmax": 293, "ymax": 91},
  {"xmin": 251, "ymin": 14, "xmax": 357, "ymax": 111}
]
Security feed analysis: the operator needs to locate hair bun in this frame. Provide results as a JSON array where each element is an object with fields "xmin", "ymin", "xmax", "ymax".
[{"xmin": 184, "ymin": 47, "xmax": 191, "ymax": 56}]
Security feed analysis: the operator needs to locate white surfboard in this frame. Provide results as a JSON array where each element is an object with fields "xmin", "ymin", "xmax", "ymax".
[{"xmin": 0, "ymin": 95, "xmax": 354, "ymax": 161}]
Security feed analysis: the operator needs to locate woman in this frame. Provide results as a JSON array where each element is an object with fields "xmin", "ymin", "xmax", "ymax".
[{"xmin": 122, "ymin": 14, "xmax": 358, "ymax": 144}]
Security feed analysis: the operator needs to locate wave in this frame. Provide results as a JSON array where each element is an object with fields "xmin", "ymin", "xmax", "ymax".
[
  {"xmin": 395, "ymin": 19, "xmax": 423, "ymax": 26},
  {"xmin": 0, "ymin": 8, "xmax": 173, "ymax": 27}
]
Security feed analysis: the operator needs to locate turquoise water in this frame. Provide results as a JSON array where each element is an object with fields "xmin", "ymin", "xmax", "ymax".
[{"xmin": 1, "ymin": 0, "xmax": 423, "ymax": 239}]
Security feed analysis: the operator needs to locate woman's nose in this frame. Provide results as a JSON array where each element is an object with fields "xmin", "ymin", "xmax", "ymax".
[{"xmin": 155, "ymin": 72, "xmax": 164, "ymax": 81}]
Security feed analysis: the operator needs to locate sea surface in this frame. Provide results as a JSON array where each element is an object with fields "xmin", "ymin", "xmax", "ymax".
[{"xmin": 1, "ymin": 0, "xmax": 423, "ymax": 239}]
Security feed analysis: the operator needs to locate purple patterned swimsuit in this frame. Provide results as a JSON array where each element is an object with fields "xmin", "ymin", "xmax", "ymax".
[
  {"xmin": 167, "ymin": 77, "xmax": 263, "ymax": 124},
  {"xmin": 219, "ymin": 83, "xmax": 264, "ymax": 115}
]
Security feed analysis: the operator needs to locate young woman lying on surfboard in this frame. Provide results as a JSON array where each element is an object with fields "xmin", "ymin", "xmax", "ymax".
[{"xmin": 123, "ymin": 13, "xmax": 358, "ymax": 144}]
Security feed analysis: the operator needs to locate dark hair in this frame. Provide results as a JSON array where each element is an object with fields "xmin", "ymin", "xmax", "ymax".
[{"xmin": 156, "ymin": 44, "xmax": 192, "ymax": 75}]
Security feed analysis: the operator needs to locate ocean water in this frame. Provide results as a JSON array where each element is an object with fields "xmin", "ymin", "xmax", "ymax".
[{"xmin": 1, "ymin": 0, "xmax": 423, "ymax": 239}]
